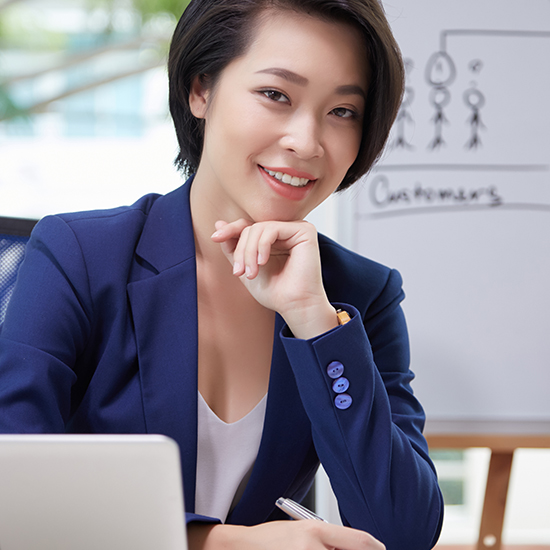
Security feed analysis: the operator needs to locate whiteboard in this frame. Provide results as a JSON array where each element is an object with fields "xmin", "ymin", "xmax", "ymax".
[{"xmin": 348, "ymin": 0, "xmax": 550, "ymax": 421}]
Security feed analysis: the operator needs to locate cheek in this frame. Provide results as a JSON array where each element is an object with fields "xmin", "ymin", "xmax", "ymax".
[
  {"xmin": 221, "ymin": 102, "xmax": 273, "ymax": 152},
  {"xmin": 240, "ymin": 103, "xmax": 281, "ymax": 142}
]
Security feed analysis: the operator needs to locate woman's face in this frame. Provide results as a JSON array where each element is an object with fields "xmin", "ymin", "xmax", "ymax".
[{"xmin": 190, "ymin": 9, "xmax": 369, "ymax": 222}]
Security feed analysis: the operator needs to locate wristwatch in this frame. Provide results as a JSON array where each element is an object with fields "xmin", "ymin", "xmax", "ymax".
[{"xmin": 336, "ymin": 308, "xmax": 351, "ymax": 325}]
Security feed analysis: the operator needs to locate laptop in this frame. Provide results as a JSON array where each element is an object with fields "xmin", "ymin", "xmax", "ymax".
[{"xmin": 0, "ymin": 434, "xmax": 188, "ymax": 550}]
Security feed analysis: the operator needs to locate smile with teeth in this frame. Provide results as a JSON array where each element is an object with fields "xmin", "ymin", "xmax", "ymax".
[{"xmin": 262, "ymin": 167, "xmax": 311, "ymax": 187}]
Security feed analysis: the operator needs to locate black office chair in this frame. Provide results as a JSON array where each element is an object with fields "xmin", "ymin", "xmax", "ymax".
[{"xmin": 0, "ymin": 216, "xmax": 38, "ymax": 325}]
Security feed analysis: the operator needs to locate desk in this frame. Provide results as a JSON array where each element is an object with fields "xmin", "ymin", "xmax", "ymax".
[{"xmin": 425, "ymin": 420, "xmax": 550, "ymax": 550}]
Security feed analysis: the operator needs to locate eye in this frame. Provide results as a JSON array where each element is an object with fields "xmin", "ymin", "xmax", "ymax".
[
  {"xmin": 331, "ymin": 107, "xmax": 359, "ymax": 119},
  {"xmin": 261, "ymin": 89, "xmax": 290, "ymax": 103}
]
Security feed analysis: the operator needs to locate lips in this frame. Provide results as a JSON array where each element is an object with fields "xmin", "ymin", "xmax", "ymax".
[
  {"xmin": 261, "ymin": 165, "xmax": 316, "ymax": 184},
  {"xmin": 258, "ymin": 165, "xmax": 316, "ymax": 201},
  {"xmin": 261, "ymin": 167, "xmax": 310, "ymax": 188}
]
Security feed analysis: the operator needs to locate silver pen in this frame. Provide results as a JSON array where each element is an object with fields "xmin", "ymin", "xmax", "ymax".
[{"xmin": 276, "ymin": 497, "xmax": 329, "ymax": 522}]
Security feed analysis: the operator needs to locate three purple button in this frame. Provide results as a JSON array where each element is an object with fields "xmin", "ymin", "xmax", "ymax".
[{"xmin": 326, "ymin": 361, "xmax": 352, "ymax": 410}]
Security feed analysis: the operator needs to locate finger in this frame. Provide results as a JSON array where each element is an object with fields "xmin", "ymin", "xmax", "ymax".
[
  {"xmin": 256, "ymin": 222, "xmax": 293, "ymax": 266},
  {"xmin": 211, "ymin": 220, "xmax": 236, "ymax": 262},
  {"xmin": 211, "ymin": 219, "xmax": 252, "ymax": 272},
  {"xmin": 211, "ymin": 218, "xmax": 251, "ymax": 243},
  {"xmin": 242, "ymin": 224, "xmax": 269, "ymax": 279},
  {"xmin": 252, "ymin": 221, "xmax": 313, "ymax": 275},
  {"xmin": 244, "ymin": 221, "xmax": 312, "ymax": 279},
  {"xmin": 242, "ymin": 223, "xmax": 288, "ymax": 279},
  {"xmin": 231, "ymin": 224, "xmax": 251, "ymax": 277},
  {"xmin": 214, "ymin": 220, "xmax": 228, "ymax": 232},
  {"xmin": 257, "ymin": 228, "xmax": 273, "ymax": 266}
]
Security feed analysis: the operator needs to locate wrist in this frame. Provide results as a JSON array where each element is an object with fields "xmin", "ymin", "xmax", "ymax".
[{"xmin": 282, "ymin": 299, "xmax": 339, "ymax": 340}]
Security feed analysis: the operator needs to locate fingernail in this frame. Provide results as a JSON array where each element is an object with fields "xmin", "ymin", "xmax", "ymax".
[
  {"xmin": 211, "ymin": 231, "xmax": 220, "ymax": 239},
  {"xmin": 257, "ymin": 253, "xmax": 264, "ymax": 264},
  {"xmin": 245, "ymin": 265, "xmax": 252, "ymax": 278},
  {"xmin": 233, "ymin": 262, "xmax": 241, "ymax": 274}
]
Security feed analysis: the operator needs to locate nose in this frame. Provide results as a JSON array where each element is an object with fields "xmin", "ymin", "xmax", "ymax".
[{"xmin": 280, "ymin": 111, "xmax": 324, "ymax": 160}]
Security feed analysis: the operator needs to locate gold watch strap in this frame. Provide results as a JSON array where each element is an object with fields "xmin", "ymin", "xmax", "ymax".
[{"xmin": 336, "ymin": 309, "xmax": 351, "ymax": 325}]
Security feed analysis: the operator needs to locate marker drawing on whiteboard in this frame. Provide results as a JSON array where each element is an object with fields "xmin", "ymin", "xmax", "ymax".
[
  {"xmin": 464, "ymin": 59, "xmax": 486, "ymax": 149},
  {"xmin": 425, "ymin": 51, "xmax": 456, "ymax": 150},
  {"xmin": 369, "ymin": 174, "xmax": 503, "ymax": 213},
  {"xmin": 393, "ymin": 58, "xmax": 415, "ymax": 150}
]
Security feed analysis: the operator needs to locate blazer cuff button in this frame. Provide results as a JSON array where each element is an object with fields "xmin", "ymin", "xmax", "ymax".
[{"xmin": 334, "ymin": 394, "xmax": 352, "ymax": 410}]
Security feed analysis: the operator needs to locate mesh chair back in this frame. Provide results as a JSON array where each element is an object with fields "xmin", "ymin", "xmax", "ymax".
[{"xmin": 0, "ymin": 217, "xmax": 38, "ymax": 325}]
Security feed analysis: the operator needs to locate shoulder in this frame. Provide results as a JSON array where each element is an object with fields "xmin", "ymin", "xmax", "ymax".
[
  {"xmin": 318, "ymin": 233, "xmax": 396, "ymax": 284},
  {"xmin": 318, "ymin": 233, "xmax": 404, "ymax": 318},
  {"xmin": 33, "ymin": 192, "xmax": 162, "ymax": 248},
  {"xmin": 25, "ymin": 191, "xmax": 169, "ymax": 290},
  {"xmin": 26, "ymin": 181, "xmax": 194, "ymax": 288}
]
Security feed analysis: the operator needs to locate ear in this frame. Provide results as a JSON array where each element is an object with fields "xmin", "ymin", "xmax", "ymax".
[{"xmin": 189, "ymin": 75, "xmax": 210, "ymax": 119}]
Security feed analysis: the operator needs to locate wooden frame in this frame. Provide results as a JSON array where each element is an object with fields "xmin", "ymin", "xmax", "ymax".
[{"xmin": 426, "ymin": 423, "xmax": 550, "ymax": 550}]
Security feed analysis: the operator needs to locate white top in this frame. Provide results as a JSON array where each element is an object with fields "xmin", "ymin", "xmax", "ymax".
[{"xmin": 195, "ymin": 392, "xmax": 267, "ymax": 522}]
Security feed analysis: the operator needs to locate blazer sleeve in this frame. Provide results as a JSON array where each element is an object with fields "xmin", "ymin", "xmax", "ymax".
[
  {"xmin": 0, "ymin": 215, "xmax": 93, "ymax": 432},
  {"xmin": 0, "ymin": 215, "xmax": 206, "ymax": 527},
  {"xmin": 280, "ymin": 269, "xmax": 443, "ymax": 550}
]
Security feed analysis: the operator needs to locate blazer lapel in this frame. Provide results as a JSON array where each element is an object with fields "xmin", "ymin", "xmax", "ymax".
[
  {"xmin": 127, "ymin": 179, "xmax": 314, "ymax": 521},
  {"xmin": 127, "ymin": 180, "xmax": 199, "ymax": 513},
  {"xmin": 227, "ymin": 315, "xmax": 313, "ymax": 526}
]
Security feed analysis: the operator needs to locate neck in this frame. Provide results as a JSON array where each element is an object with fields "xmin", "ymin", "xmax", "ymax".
[
  {"xmin": 189, "ymin": 171, "xmax": 244, "ymax": 270},
  {"xmin": 190, "ymin": 171, "xmax": 273, "ymax": 319}
]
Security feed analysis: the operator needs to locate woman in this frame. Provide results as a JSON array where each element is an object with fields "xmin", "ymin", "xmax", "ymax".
[{"xmin": 0, "ymin": 0, "xmax": 443, "ymax": 549}]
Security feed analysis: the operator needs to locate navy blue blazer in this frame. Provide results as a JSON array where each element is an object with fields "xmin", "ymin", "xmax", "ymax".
[{"xmin": 0, "ymin": 179, "xmax": 443, "ymax": 549}]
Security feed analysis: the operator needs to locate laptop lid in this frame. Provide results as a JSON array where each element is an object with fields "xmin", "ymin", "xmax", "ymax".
[{"xmin": 0, "ymin": 434, "xmax": 188, "ymax": 550}]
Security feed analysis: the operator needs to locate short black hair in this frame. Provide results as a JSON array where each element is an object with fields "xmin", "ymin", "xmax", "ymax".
[{"xmin": 168, "ymin": 0, "xmax": 404, "ymax": 191}]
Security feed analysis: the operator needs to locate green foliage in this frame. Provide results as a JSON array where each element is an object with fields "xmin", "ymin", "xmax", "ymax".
[
  {"xmin": 133, "ymin": 0, "xmax": 190, "ymax": 20},
  {"xmin": 0, "ymin": 4, "xmax": 68, "ymax": 50},
  {"xmin": 0, "ymin": 0, "xmax": 190, "ymax": 123},
  {"xmin": 438, "ymin": 479, "xmax": 464, "ymax": 506},
  {"xmin": 429, "ymin": 449, "xmax": 465, "ymax": 461},
  {"xmin": 85, "ymin": 0, "xmax": 190, "ymax": 23},
  {"xmin": 0, "ymin": 85, "xmax": 27, "ymax": 121}
]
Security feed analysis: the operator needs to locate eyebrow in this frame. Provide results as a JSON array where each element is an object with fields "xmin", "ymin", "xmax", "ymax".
[
  {"xmin": 256, "ymin": 67, "xmax": 308, "ymax": 86},
  {"xmin": 256, "ymin": 67, "xmax": 367, "ymax": 101},
  {"xmin": 336, "ymin": 84, "xmax": 367, "ymax": 101}
]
